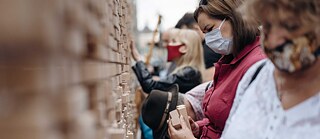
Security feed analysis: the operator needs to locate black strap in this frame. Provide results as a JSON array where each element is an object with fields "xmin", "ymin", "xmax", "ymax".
[
  {"xmin": 205, "ymin": 81, "xmax": 213, "ymax": 92},
  {"xmin": 249, "ymin": 62, "xmax": 266, "ymax": 85}
]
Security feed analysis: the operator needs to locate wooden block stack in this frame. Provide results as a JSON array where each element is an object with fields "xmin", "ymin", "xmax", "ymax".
[{"xmin": 0, "ymin": 0, "xmax": 137, "ymax": 139}]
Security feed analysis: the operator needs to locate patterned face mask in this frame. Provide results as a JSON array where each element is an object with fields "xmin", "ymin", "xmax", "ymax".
[{"xmin": 263, "ymin": 35, "xmax": 320, "ymax": 73}]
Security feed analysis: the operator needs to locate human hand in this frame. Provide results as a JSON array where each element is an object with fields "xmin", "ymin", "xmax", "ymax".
[
  {"xmin": 168, "ymin": 116, "xmax": 196, "ymax": 139},
  {"xmin": 130, "ymin": 40, "xmax": 142, "ymax": 61},
  {"xmin": 189, "ymin": 116, "xmax": 200, "ymax": 137}
]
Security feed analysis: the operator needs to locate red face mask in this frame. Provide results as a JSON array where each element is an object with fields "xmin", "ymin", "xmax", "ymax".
[{"xmin": 167, "ymin": 44, "xmax": 185, "ymax": 61}]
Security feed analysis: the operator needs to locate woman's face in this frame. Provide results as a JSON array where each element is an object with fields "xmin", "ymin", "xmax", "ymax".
[
  {"xmin": 261, "ymin": 11, "xmax": 318, "ymax": 73},
  {"xmin": 197, "ymin": 12, "xmax": 232, "ymax": 39},
  {"xmin": 262, "ymin": 12, "xmax": 313, "ymax": 50}
]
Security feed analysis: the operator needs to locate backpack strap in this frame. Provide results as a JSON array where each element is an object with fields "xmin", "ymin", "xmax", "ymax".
[
  {"xmin": 249, "ymin": 62, "xmax": 266, "ymax": 85},
  {"xmin": 205, "ymin": 81, "xmax": 213, "ymax": 92}
]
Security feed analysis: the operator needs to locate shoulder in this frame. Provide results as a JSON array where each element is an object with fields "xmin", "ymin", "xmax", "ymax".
[{"xmin": 176, "ymin": 66, "xmax": 201, "ymax": 78}]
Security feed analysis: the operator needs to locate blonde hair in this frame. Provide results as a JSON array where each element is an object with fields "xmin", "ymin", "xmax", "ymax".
[
  {"xmin": 167, "ymin": 28, "xmax": 181, "ymax": 41},
  {"xmin": 171, "ymin": 29, "xmax": 205, "ymax": 79}
]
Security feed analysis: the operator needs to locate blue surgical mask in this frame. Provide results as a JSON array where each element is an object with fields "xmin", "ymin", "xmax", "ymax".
[{"xmin": 205, "ymin": 19, "xmax": 233, "ymax": 55}]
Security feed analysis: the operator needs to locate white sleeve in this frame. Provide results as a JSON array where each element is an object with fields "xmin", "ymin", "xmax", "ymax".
[
  {"xmin": 223, "ymin": 59, "xmax": 267, "ymax": 135},
  {"xmin": 185, "ymin": 81, "xmax": 212, "ymax": 121}
]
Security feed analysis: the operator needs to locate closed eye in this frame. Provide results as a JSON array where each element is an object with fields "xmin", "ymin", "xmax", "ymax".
[{"xmin": 203, "ymin": 25, "xmax": 214, "ymax": 33}]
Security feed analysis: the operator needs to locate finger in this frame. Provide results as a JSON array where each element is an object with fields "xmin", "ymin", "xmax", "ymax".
[
  {"xmin": 167, "ymin": 118, "xmax": 176, "ymax": 135},
  {"xmin": 188, "ymin": 116, "xmax": 194, "ymax": 123},
  {"xmin": 179, "ymin": 115, "xmax": 187, "ymax": 129}
]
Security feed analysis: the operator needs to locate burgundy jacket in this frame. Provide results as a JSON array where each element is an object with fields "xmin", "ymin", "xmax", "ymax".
[{"xmin": 196, "ymin": 37, "xmax": 266, "ymax": 139}]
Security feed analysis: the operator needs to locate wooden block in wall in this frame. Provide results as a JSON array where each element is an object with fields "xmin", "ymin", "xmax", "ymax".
[
  {"xmin": 63, "ymin": 28, "xmax": 87, "ymax": 58},
  {"xmin": 3, "ymin": 58, "xmax": 83, "ymax": 94},
  {"xmin": 107, "ymin": 49, "xmax": 117, "ymax": 63},
  {"xmin": 56, "ymin": 86, "xmax": 89, "ymax": 122},
  {"xmin": 89, "ymin": 44, "xmax": 109, "ymax": 61},
  {"xmin": 113, "ymin": 0, "xmax": 119, "ymax": 16},
  {"xmin": 115, "ymin": 86, "xmax": 123, "ymax": 95},
  {"xmin": 121, "ymin": 93, "xmax": 129, "ymax": 104},
  {"xmin": 123, "ymin": 65, "xmax": 130, "ymax": 72},
  {"xmin": 82, "ymin": 60, "xmax": 109, "ymax": 82},
  {"xmin": 120, "ymin": 72, "xmax": 130, "ymax": 83},
  {"xmin": 107, "ymin": 128, "xmax": 125, "ymax": 139},
  {"xmin": 114, "ymin": 27, "xmax": 121, "ymax": 42},
  {"xmin": 116, "ymin": 53, "xmax": 122, "ymax": 63},
  {"xmin": 107, "ymin": 63, "xmax": 118, "ymax": 78},
  {"xmin": 116, "ymin": 64, "xmax": 122, "ymax": 75},
  {"xmin": 66, "ymin": 111, "xmax": 96, "ymax": 139},
  {"xmin": 108, "ymin": 36, "xmax": 118, "ymax": 51},
  {"xmin": 126, "ymin": 131, "xmax": 134, "ymax": 139},
  {"xmin": 0, "ymin": 93, "xmax": 58, "ymax": 139}
]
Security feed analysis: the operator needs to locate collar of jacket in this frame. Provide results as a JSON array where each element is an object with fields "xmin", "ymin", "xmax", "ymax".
[{"xmin": 219, "ymin": 37, "xmax": 261, "ymax": 65}]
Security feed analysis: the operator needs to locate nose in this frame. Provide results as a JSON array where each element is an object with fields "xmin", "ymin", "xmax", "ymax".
[{"xmin": 265, "ymin": 26, "xmax": 287, "ymax": 49}]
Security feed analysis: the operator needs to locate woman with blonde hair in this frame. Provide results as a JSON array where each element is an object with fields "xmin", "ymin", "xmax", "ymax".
[
  {"xmin": 171, "ymin": 29, "xmax": 205, "ymax": 76},
  {"xmin": 131, "ymin": 28, "xmax": 205, "ymax": 93}
]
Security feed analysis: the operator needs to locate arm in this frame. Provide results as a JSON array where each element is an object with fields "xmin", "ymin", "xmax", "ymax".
[
  {"xmin": 132, "ymin": 62, "xmax": 202, "ymax": 93},
  {"xmin": 185, "ymin": 81, "xmax": 212, "ymax": 121}
]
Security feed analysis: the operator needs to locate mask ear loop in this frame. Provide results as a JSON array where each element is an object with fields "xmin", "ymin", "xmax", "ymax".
[{"xmin": 218, "ymin": 18, "xmax": 226, "ymax": 30}]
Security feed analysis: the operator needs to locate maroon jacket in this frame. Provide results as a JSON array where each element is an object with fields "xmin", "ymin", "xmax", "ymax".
[{"xmin": 196, "ymin": 37, "xmax": 266, "ymax": 139}]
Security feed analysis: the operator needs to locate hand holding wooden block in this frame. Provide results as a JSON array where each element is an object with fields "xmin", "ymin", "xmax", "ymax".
[
  {"xmin": 177, "ymin": 105, "xmax": 191, "ymax": 129},
  {"xmin": 169, "ymin": 110, "xmax": 181, "ymax": 129}
]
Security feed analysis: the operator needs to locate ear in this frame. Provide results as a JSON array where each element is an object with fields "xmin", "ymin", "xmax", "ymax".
[{"xmin": 179, "ymin": 45, "xmax": 187, "ymax": 54}]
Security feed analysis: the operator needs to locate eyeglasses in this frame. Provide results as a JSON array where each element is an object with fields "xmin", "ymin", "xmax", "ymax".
[{"xmin": 199, "ymin": 0, "xmax": 208, "ymax": 6}]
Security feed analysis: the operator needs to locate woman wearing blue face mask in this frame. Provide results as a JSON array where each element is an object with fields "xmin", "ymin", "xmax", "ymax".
[{"xmin": 168, "ymin": 0, "xmax": 266, "ymax": 139}]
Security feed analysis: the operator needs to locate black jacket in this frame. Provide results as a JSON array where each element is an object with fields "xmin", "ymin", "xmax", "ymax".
[
  {"xmin": 132, "ymin": 61, "xmax": 202, "ymax": 94},
  {"xmin": 203, "ymin": 41, "xmax": 222, "ymax": 69}
]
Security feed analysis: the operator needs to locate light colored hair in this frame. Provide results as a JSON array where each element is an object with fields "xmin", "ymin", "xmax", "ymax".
[
  {"xmin": 167, "ymin": 28, "xmax": 181, "ymax": 41},
  {"xmin": 171, "ymin": 29, "xmax": 205, "ymax": 79}
]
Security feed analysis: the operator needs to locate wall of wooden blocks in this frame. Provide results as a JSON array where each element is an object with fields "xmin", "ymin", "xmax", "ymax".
[{"xmin": 0, "ymin": 0, "xmax": 136, "ymax": 139}]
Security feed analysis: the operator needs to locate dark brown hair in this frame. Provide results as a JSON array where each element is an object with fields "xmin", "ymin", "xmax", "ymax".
[{"xmin": 194, "ymin": 0, "xmax": 260, "ymax": 56}]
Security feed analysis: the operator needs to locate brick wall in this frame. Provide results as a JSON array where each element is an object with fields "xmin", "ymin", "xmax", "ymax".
[{"xmin": 0, "ymin": 0, "xmax": 136, "ymax": 139}]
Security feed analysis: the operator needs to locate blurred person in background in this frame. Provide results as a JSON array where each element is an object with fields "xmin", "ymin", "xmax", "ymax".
[
  {"xmin": 131, "ymin": 28, "xmax": 205, "ymax": 94},
  {"xmin": 175, "ymin": 13, "xmax": 222, "ymax": 82},
  {"xmin": 168, "ymin": 0, "xmax": 266, "ymax": 138},
  {"xmin": 222, "ymin": 0, "xmax": 320, "ymax": 138},
  {"xmin": 132, "ymin": 29, "xmax": 204, "ymax": 139}
]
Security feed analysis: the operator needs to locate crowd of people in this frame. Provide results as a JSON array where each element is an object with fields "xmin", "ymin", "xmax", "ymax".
[{"xmin": 132, "ymin": 0, "xmax": 320, "ymax": 139}]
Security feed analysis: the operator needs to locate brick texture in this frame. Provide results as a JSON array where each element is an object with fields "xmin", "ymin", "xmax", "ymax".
[{"xmin": 0, "ymin": 0, "xmax": 136, "ymax": 139}]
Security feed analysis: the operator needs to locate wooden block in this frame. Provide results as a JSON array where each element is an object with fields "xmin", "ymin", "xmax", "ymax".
[
  {"xmin": 123, "ymin": 65, "xmax": 130, "ymax": 72},
  {"xmin": 90, "ymin": 44, "xmax": 109, "ymax": 61},
  {"xmin": 108, "ymin": 36, "xmax": 118, "ymax": 51},
  {"xmin": 116, "ymin": 53, "xmax": 122, "ymax": 63},
  {"xmin": 177, "ymin": 105, "xmax": 191, "ymax": 129},
  {"xmin": 108, "ymin": 49, "xmax": 117, "ymax": 62},
  {"xmin": 126, "ymin": 131, "xmax": 134, "ymax": 139},
  {"xmin": 82, "ymin": 60, "xmax": 109, "ymax": 82},
  {"xmin": 116, "ymin": 64, "xmax": 122, "ymax": 74},
  {"xmin": 120, "ymin": 73, "xmax": 130, "ymax": 83},
  {"xmin": 121, "ymin": 93, "xmax": 129, "ymax": 104},
  {"xmin": 107, "ymin": 128, "xmax": 125, "ymax": 139},
  {"xmin": 169, "ymin": 110, "xmax": 181, "ymax": 129}
]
